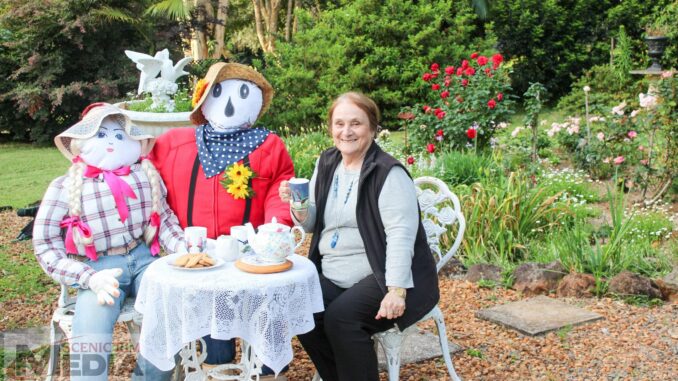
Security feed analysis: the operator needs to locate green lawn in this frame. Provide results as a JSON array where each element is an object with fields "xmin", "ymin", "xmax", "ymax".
[{"xmin": 0, "ymin": 143, "xmax": 69, "ymax": 209}]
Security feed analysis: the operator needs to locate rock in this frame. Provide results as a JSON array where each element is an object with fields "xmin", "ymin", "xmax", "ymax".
[
  {"xmin": 654, "ymin": 269, "xmax": 678, "ymax": 302},
  {"xmin": 439, "ymin": 257, "xmax": 466, "ymax": 278},
  {"xmin": 465, "ymin": 263, "xmax": 503, "ymax": 283},
  {"xmin": 556, "ymin": 273, "xmax": 597, "ymax": 298},
  {"xmin": 512, "ymin": 261, "xmax": 566, "ymax": 296},
  {"xmin": 608, "ymin": 271, "xmax": 662, "ymax": 299}
]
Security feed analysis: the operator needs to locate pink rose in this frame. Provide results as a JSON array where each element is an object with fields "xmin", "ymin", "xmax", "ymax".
[
  {"xmin": 628, "ymin": 131, "xmax": 637, "ymax": 139},
  {"xmin": 613, "ymin": 156, "xmax": 625, "ymax": 165}
]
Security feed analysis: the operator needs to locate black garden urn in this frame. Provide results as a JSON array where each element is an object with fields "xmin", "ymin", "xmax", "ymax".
[{"xmin": 644, "ymin": 36, "xmax": 670, "ymax": 73}]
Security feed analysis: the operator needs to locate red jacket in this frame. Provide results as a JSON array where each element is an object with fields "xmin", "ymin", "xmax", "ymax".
[{"xmin": 151, "ymin": 127, "xmax": 294, "ymax": 238}]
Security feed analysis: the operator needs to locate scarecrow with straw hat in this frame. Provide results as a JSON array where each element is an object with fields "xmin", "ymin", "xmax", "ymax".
[
  {"xmin": 33, "ymin": 103, "xmax": 186, "ymax": 380},
  {"xmin": 151, "ymin": 63, "xmax": 294, "ymax": 379}
]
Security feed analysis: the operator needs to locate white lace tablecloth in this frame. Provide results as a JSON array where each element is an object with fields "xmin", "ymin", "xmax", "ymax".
[{"xmin": 135, "ymin": 254, "xmax": 323, "ymax": 374}]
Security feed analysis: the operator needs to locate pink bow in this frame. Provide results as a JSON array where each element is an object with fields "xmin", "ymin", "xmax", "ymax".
[
  {"xmin": 60, "ymin": 216, "xmax": 98, "ymax": 261},
  {"xmin": 84, "ymin": 165, "xmax": 137, "ymax": 223},
  {"xmin": 149, "ymin": 212, "xmax": 161, "ymax": 256}
]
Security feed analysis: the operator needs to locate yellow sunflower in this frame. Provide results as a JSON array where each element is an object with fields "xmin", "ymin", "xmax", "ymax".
[
  {"xmin": 192, "ymin": 79, "xmax": 209, "ymax": 108},
  {"xmin": 226, "ymin": 162, "xmax": 252, "ymax": 184},
  {"xmin": 227, "ymin": 182, "xmax": 250, "ymax": 200}
]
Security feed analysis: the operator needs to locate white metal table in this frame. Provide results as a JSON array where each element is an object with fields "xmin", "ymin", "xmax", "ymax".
[{"xmin": 135, "ymin": 254, "xmax": 323, "ymax": 380}]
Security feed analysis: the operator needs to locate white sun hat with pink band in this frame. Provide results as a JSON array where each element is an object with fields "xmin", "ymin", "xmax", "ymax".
[{"xmin": 55, "ymin": 102, "xmax": 155, "ymax": 161}]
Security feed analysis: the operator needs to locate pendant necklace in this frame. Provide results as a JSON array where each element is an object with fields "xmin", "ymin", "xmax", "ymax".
[{"xmin": 330, "ymin": 170, "xmax": 356, "ymax": 249}]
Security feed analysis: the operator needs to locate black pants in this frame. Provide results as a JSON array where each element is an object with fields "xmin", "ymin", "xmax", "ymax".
[{"xmin": 298, "ymin": 274, "xmax": 395, "ymax": 381}]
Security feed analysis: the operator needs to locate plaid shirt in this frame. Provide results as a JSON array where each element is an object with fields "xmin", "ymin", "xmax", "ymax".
[{"xmin": 33, "ymin": 164, "xmax": 185, "ymax": 289}]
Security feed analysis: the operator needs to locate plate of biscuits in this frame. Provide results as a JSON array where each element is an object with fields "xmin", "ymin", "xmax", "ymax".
[{"xmin": 168, "ymin": 253, "xmax": 224, "ymax": 270}]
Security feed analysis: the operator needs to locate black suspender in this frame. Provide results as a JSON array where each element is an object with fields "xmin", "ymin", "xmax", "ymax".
[{"xmin": 186, "ymin": 154, "xmax": 201, "ymax": 226}]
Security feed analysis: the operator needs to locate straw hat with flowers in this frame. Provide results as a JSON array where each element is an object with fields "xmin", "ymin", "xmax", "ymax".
[{"xmin": 190, "ymin": 62, "xmax": 274, "ymax": 126}]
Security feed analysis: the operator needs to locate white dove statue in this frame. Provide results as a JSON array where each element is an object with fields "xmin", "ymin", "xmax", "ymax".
[{"xmin": 125, "ymin": 49, "xmax": 193, "ymax": 112}]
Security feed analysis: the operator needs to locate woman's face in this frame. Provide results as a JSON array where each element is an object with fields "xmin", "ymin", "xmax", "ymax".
[{"xmin": 331, "ymin": 101, "xmax": 373, "ymax": 162}]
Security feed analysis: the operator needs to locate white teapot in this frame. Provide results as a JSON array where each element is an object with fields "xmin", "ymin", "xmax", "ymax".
[{"xmin": 245, "ymin": 217, "xmax": 305, "ymax": 263}]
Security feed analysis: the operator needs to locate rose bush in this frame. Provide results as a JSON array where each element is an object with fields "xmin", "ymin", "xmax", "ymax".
[{"xmin": 403, "ymin": 52, "xmax": 514, "ymax": 153}]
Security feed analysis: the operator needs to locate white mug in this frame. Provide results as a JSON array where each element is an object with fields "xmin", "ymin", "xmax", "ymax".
[
  {"xmin": 215, "ymin": 235, "xmax": 240, "ymax": 261},
  {"xmin": 185, "ymin": 226, "xmax": 207, "ymax": 254},
  {"xmin": 230, "ymin": 225, "xmax": 249, "ymax": 253}
]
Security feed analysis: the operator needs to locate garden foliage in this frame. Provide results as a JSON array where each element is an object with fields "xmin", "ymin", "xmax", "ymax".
[
  {"xmin": 490, "ymin": 0, "xmax": 673, "ymax": 98},
  {"xmin": 260, "ymin": 0, "xmax": 492, "ymax": 134},
  {"xmin": 0, "ymin": 0, "xmax": 182, "ymax": 143}
]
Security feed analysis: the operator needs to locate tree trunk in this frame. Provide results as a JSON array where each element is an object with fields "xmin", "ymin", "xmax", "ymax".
[
  {"xmin": 284, "ymin": 0, "xmax": 294, "ymax": 42},
  {"xmin": 212, "ymin": 0, "xmax": 230, "ymax": 59},
  {"xmin": 252, "ymin": 0, "xmax": 282, "ymax": 52},
  {"xmin": 190, "ymin": 0, "xmax": 209, "ymax": 60}
]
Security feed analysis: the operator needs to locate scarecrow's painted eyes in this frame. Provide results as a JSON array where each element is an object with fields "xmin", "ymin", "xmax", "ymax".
[
  {"xmin": 213, "ymin": 83, "xmax": 222, "ymax": 98},
  {"xmin": 115, "ymin": 133, "xmax": 124, "ymax": 141},
  {"xmin": 239, "ymin": 84, "xmax": 249, "ymax": 99},
  {"xmin": 97, "ymin": 131, "xmax": 107, "ymax": 138}
]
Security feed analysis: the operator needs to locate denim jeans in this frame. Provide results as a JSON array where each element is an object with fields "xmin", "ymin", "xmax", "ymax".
[{"xmin": 70, "ymin": 243, "xmax": 173, "ymax": 381}]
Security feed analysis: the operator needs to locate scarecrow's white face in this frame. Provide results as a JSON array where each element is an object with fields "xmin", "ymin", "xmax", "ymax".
[
  {"xmin": 78, "ymin": 117, "xmax": 141, "ymax": 170},
  {"xmin": 201, "ymin": 79, "xmax": 263, "ymax": 132}
]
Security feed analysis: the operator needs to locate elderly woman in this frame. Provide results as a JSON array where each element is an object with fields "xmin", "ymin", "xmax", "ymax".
[{"xmin": 278, "ymin": 92, "xmax": 439, "ymax": 381}]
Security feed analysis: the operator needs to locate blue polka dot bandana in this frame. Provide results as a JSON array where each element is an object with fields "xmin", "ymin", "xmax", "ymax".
[{"xmin": 195, "ymin": 124, "xmax": 270, "ymax": 178}]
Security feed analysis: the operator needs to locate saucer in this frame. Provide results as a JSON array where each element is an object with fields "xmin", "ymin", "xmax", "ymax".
[{"xmin": 235, "ymin": 255, "xmax": 293, "ymax": 274}]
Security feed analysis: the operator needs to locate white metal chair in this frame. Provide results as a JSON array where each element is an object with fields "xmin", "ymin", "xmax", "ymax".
[
  {"xmin": 46, "ymin": 284, "xmax": 142, "ymax": 381},
  {"xmin": 313, "ymin": 176, "xmax": 465, "ymax": 381}
]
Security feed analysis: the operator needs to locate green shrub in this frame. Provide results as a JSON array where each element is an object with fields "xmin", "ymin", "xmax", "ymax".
[
  {"xmin": 281, "ymin": 126, "xmax": 332, "ymax": 180},
  {"xmin": 537, "ymin": 168, "xmax": 601, "ymax": 204},
  {"xmin": 261, "ymin": 0, "xmax": 491, "ymax": 133}
]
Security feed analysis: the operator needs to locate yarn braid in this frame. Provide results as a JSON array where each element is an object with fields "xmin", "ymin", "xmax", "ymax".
[
  {"xmin": 141, "ymin": 157, "xmax": 162, "ymax": 245},
  {"xmin": 66, "ymin": 158, "xmax": 93, "ymax": 247}
]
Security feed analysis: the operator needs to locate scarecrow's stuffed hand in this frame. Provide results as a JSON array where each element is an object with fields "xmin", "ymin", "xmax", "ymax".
[{"xmin": 89, "ymin": 268, "xmax": 123, "ymax": 306}]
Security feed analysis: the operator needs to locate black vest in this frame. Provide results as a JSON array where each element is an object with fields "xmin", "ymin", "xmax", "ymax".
[{"xmin": 308, "ymin": 142, "xmax": 440, "ymax": 329}]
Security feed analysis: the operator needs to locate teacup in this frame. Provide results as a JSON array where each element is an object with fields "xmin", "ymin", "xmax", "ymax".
[{"xmin": 185, "ymin": 226, "xmax": 207, "ymax": 254}]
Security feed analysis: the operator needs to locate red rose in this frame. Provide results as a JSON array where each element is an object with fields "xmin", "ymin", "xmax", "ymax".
[
  {"xmin": 440, "ymin": 90, "xmax": 450, "ymax": 99},
  {"xmin": 434, "ymin": 107, "xmax": 443, "ymax": 115},
  {"xmin": 436, "ymin": 111, "xmax": 446, "ymax": 120},
  {"xmin": 422, "ymin": 73, "xmax": 432, "ymax": 82},
  {"xmin": 426, "ymin": 143, "xmax": 436, "ymax": 153},
  {"xmin": 430, "ymin": 63, "xmax": 440, "ymax": 72},
  {"xmin": 431, "ymin": 71, "xmax": 439, "ymax": 78},
  {"xmin": 470, "ymin": 52, "xmax": 479, "ymax": 59},
  {"xmin": 461, "ymin": 79, "xmax": 469, "ymax": 87},
  {"xmin": 464, "ymin": 67, "xmax": 476, "ymax": 76},
  {"xmin": 423, "ymin": 105, "xmax": 431, "ymax": 113},
  {"xmin": 456, "ymin": 67, "xmax": 463, "ymax": 77},
  {"xmin": 488, "ymin": 99, "xmax": 497, "ymax": 109},
  {"xmin": 497, "ymin": 93, "xmax": 504, "ymax": 101},
  {"xmin": 432, "ymin": 84, "xmax": 440, "ymax": 91},
  {"xmin": 461, "ymin": 59, "xmax": 469, "ymax": 69},
  {"xmin": 466, "ymin": 128, "xmax": 477, "ymax": 139},
  {"xmin": 492, "ymin": 53, "xmax": 503, "ymax": 69},
  {"xmin": 407, "ymin": 156, "xmax": 415, "ymax": 165},
  {"xmin": 436, "ymin": 129, "xmax": 444, "ymax": 137},
  {"xmin": 484, "ymin": 68, "xmax": 491, "ymax": 75},
  {"xmin": 444, "ymin": 78, "xmax": 451, "ymax": 87},
  {"xmin": 477, "ymin": 56, "xmax": 488, "ymax": 66},
  {"xmin": 456, "ymin": 96, "xmax": 463, "ymax": 103},
  {"xmin": 445, "ymin": 66, "xmax": 455, "ymax": 75}
]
